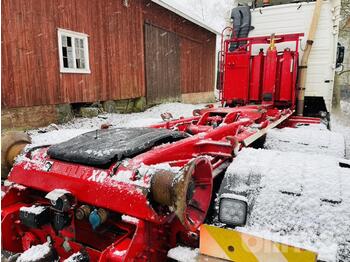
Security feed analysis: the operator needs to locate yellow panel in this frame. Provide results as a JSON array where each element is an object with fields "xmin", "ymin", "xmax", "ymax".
[
  {"xmin": 199, "ymin": 225, "xmax": 318, "ymax": 262},
  {"xmin": 275, "ymin": 243, "xmax": 318, "ymax": 262}
]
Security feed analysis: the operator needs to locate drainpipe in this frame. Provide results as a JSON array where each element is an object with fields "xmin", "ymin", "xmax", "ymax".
[{"xmin": 296, "ymin": 0, "xmax": 323, "ymax": 116}]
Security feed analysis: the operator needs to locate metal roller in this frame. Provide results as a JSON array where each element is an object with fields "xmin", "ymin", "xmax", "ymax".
[
  {"xmin": 151, "ymin": 157, "xmax": 213, "ymax": 231},
  {"xmin": 1, "ymin": 131, "xmax": 31, "ymax": 179}
]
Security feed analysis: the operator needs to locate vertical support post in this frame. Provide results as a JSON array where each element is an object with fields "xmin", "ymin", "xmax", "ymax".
[{"xmin": 296, "ymin": 0, "xmax": 323, "ymax": 116}]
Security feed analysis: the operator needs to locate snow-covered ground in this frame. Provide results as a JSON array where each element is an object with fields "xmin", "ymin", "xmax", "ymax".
[
  {"xmin": 168, "ymin": 246, "xmax": 199, "ymax": 262},
  {"xmin": 28, "ymin": 103, "xmax": 205, "ymax": 147},
  {"xmin": 332, "ymin": 100, "xmax": 350, "ymax": 159}
]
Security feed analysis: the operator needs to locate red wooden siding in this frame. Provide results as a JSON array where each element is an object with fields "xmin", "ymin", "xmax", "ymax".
[
  {"xmin": 145, "ymin": 23, "xmax": 181, "ymax": 104},
  {"xmin": 1, "ymin": 0, "xmax": 216, "ymax": 108},
  {"xmin": 142, "ymin": 1, "xmax": 216, "ymax": 95},
  {"xmin": 179, "ymin": 37, "xmax": 216, "ymax": 94}
]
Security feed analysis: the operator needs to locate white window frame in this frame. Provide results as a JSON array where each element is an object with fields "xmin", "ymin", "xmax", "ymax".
[{"xmin": 57, "ymin": 28, "xmax": 91, "ymax": 74}]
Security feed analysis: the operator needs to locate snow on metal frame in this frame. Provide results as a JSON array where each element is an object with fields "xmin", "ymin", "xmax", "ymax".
[
  {"xmin": 16, "ymin": 242, "xmax": 51, "ymax": 262},
  {"xmin": 265, "ymin": 123, "xmax": 346, "ymax": 158},
  {"xmin": 19, "ymin": 205, "xmax": 46, "ymax": 215}
]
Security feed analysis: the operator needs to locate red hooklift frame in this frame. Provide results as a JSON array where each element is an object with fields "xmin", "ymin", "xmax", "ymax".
[
  {"xmin": 2, "ymin": 104, "xmax": 303, "ymax": 261},
  {"xmin": 1, "ymin": 107, "xmax": 321, "ymax": 261}
]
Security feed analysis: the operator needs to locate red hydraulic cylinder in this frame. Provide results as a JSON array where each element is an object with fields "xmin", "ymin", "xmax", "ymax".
[
  {"xmin": 291, "ymin": 51, "xmax": 299, "ymax": 107},
  {"xmin": 278, "ymin": 49, "xmax": 295, "ymax": 102},
  {"xmin": 223, "ymin": 51, "xmax": 250, "ymax": 105},
  {"xmin": 274, "ymin": 53, "xmax": 283, "ymax": 102},
  {"xmin": 262, "ymin": 48, "xmax": 278, "ymax": 104},
  {"xmin": 249, "ymin": 49, "xmax": 264, "ymax": 102}
]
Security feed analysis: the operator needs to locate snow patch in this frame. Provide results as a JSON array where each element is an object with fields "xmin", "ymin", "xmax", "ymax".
[
  {"xmin": 17, "ymin": 242, "xmax": 51, "ymax": 262},
  {"xmin": 85, "ymin": 148, "xmax": 114, "ymax": 157},
  {"xmin": 29, "ymin": 129, "xmax": 92, "ymax": 147},
  {"xmin": 138, "ymin": 162, "xmax": 181, "ymax": 176},
  {"xmin": 45, "ymin": 189, "xmax": 70, "ymax": 202},
  {"xmin": 265, "ymin": 124, "xmax": 345, "ymax": 158},
  {"xmin": 28, "ymin": 102, "xmax": 207, "ymax": 148},
  {"xmin": 113, "ymin": 250, "xmax": 127, "ymax": 256},
  {"xmin": 14, "ymin": 149, "xmax": 49, "ymax": 171},
  {"xmin": 220, "ymin": 193, "xmax": 248, "ymax": 203},
  {"xmin": 111, "ymin": 170, "xmax": 137, "ymax": 184},
  {"xmin": 121, "ymin": 215, "xmax": 139, "ymax": 224},
  {"xmin": 3, "ymin": 180, "xmax": 26, "ymax": 191},
  {"xmin": 167, "ymin": 246, "xmax": 199, "ymax": 262},
  {"xmin": 19, "ymin": 205, "xmax": 46, "ymax": 215},
  {"xmin": 3, "ymin": 180, "xmax": 13, "ymax": 187},
  {"xmin": 63, "ymin": 252, "xmax": 83, "ymax": 262},
  {"xmin": 111, "ymin": 163, "xmax": 181, "ymax": 189}
]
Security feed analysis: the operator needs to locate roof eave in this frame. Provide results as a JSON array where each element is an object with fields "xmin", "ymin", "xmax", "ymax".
[{"xmin": 151, "ymin": 0, "xmax": 220, "ymax": 35}]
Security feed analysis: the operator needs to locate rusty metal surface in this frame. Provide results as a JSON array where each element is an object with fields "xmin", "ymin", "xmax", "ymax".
[
  {"xmin": 1, "ymin": 131, "xmax": 31, "ymax": 178},
  {"xmin": 151, "ymin": 170, "xmax": 176, "ymax": 206}
]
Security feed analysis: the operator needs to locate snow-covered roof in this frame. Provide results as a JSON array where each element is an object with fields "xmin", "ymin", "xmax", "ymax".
[{"xmin": 151, "ymin": 0, "xmax": 221, "ymax": 34}]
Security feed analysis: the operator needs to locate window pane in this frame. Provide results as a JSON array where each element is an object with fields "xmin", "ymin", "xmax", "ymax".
[
  {"xmin": 61, "ymin": 35, "xmax": 67, "ymax": 47},
  {"xmin": 67, "ymin": 36, "xmax": 72, "ymax": 47},
  {"xmin": 67, "ymin": 47, "xmax": 73, "ymax": 59},
  {"xmin": 74, "ymin": 37, "xmax": 86, "ymax": 69},
  {"xmin": 76, "ymin": 58, "xmax": 86, "ymax": 69},
  {"xmin": 80, "ymin": 48, "xmax": 85, "ymax": 59},
  {"xmin": 68, "ymin": 58, "xmax": 74, "ymax": 68},
  {"xmin": 63, "ymin": 57, "xmax": 68, "ymax": 68},
  {"xmin": 62, "ymin": 47, "xmax": 67, "ymax": 57},
  {"xmin": 75, "ymin": 38, "xmax": 85, "ymax": 62},
  {"xmin": 76, "ymin": 59, "xmax": 80, "ymax": 68},
  {"xmin": 75, "ymin": 38, "xmax": 80, "ymax": 49}
]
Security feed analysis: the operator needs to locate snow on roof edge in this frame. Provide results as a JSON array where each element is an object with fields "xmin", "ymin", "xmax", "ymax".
[{"xmin": 151, "ymin": 0, "xmax": 220, "ymax": 35}]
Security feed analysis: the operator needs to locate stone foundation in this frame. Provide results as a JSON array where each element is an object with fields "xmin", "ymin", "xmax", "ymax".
[
  {"xmin": 181, "ymin": 91, "xmax": 216, "ymax": 104},
  {"xmin": 2, "ymin": 105, "xmax": 59, "ymax": 131},
  {"xmin": 1, "ymin": 93, "xmax": 215, "ymax": 130},
  {"xmin": 1, "ymin": 97, "xmax": 148, "ymax": 130}
]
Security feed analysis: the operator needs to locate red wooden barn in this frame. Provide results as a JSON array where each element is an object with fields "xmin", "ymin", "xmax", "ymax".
[{"xmin": 1, "ymin": 0, "xmax": 217, "ymax": 128}]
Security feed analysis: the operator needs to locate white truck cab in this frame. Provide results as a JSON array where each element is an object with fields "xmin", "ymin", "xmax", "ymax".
[{"xmin": 248, "ymin": 0, "xmax": 342, "ymax": 114}]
